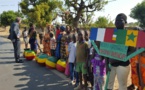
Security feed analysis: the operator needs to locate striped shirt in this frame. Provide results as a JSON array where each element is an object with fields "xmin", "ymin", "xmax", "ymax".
[{"xmin": 50, "ymin": 38, "xmax": 56, "ymax": 50}]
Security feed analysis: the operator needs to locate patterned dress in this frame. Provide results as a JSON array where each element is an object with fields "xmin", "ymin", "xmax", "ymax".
[
  {"xmin": 60, "ymin": 35, "xmax": 67, "ymax": 60},
  {"xmin": 130, "ymin": 55, "xmax": 145, "ymax": 90},
  {"xmin": 43, "ymin": 33, "xmax": 51, "ymax": 56},
  {"xmin": 91, "ymin": 53, "xmax": 106, "ymax": 90}
]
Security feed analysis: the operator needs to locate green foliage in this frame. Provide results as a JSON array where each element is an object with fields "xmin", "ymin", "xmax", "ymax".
[
  {"xmin": 94, "ymin": 16, "xmax": 114, "ymax": 28},
  {"xmin": 20, "ymin": 0, "xmax": 63, "ymax": 30},
  {"xmin": 130, "ymin": 1, "xmax": 145, "ymax": 27},
  {"xmin": 1, "ymin": 11, "xmax": 17, "ymax": 27},
  {"xmin": 127, "ymin": 22, "xmax": 140, "ymax": 27}
]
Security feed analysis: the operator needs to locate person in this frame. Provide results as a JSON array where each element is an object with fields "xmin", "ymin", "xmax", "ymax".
[
  {"xmin": 42, "ymin": 25, "xmax": 51, "ymax": 56},
  {"xmin": 60, "ymin": 26, "xmax": 67, "ymax": 60},
  {"xmin": 127, "ymin": 27, "xmax": 144, "ymax": 90},
  {"xmin": 50, "ymin": 32, "xmax": 56, "ymax": 56},
  {"xmin": 8, "ymin": 17, "xmax": 23, "ymax": 63},
  {"xmin": 68, "ymin": 34, "xmax": 79, "ymax": 86},
  {"xmin": 91, "ymin": 41, "xmax": 106, "ymax": 90},
  {"xmin": 22, "ymin": 27, "xmax": 28, "ymax": 49},
  {"xmin": 107, "ymin": 13, "xmax": 133, "ymax": 90},
  {"xmin": 39, "ymin": 32, "xmax": 44, "ymax": 44},
  {"xmin": 28, "ymin": 23, "xmax": 34, "ymax": 36},
  {"xmin": 55, "ymin": 25, "xmax": 60, "ymax": 39},
  {"xmin": 55, "ymin": 26, "xmax": 65, "ymax": 59},
  {"xmin": 74, "ymin": 30, "xmax": 89, "ymax": 90},
  {"xmin": 29, "ymin": 30, "xmax": 38, "ymax": 54}
]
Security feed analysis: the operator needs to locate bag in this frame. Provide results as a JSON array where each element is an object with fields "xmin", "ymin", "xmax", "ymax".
[{"xmin": 65, "ymin": 62, "xmax": 70, "ymax": 76}]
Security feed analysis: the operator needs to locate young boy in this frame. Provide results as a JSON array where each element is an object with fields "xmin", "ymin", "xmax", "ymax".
[
  {"xmin": 74, "ymin": 30, "xmax": 89, "ymax": 90},
  {"xmin": 68, "ymin": 34, "xmax": 79, "ymax": 86}
]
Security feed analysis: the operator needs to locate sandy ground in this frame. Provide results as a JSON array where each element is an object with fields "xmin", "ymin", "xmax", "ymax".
[{"xmin": 0, "ymin": 27, "xmax": 132, "ymax": 90}]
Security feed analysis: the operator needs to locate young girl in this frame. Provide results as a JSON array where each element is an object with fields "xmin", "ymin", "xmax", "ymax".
[
  {"xmin": 50, "ymin": 32, "xmax": 56, "ymax": 56},
  {"xmin": 29, "ymin": 30, "xmax": 38, "ymax": 54},
  {"xmin": 91, "ymin": 41, "xmax": 106, "ymax": 90},
  {"xmin": 22, "ymin": 27, "xmax": 28, "ymax": 49}
]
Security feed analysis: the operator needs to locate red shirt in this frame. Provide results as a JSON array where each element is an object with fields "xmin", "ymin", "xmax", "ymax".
[{"xmin": 56, "ymin": 29, "xmax": 60, "ymax": 39}]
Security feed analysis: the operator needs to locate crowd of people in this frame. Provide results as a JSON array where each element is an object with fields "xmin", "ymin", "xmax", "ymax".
[{"xmin": 8, "ymin": 13, "xmax": 145, "ymax": 90}]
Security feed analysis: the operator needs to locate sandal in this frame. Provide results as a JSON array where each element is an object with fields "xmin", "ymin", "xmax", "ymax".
[{"xmin": 127, "ymin": 84, "xmax": 135, "ymax": 90}]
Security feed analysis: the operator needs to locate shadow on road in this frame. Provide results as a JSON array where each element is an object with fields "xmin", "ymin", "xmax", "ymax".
[
  {"xmin": 0, "ymin": 41, "xmax": 11, "ymax": 45},
  {"xmin": 13, "ymin": 60, "xmax": 73, "ymax": 90},
  {"xmin": 0, "ymin": 61, "xmax": 16, "ymax": 64},
  {"xmin": 0, "ymin": 57, "xmax": 14, "ymax": 60}
]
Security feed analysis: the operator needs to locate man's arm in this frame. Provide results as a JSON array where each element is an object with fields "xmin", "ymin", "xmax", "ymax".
[{"xmin": 13, "ymin": 23, "xmax": 20, "ymax": 38}]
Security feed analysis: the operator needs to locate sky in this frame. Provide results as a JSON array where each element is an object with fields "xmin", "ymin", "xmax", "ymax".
[{"xmin": 0, "ymin": 0, "xmax": 144, "ymax": 23}]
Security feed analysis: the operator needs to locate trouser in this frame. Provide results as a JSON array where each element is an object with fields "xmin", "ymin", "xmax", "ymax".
[
  {"xmin": 107, "ymin": 65, "xmax": 130, "ymax": 90},
  {"xmin": 51, "ymin": 49, "xmax": 55, "ymax": 56},
  {"xmin": 74, "ymin": 66, "xmax": 79, "ymax": 83},
  {"xmin": 12, "ymin": 39, "xmax": 20, "ymax": 62},
  {"xmin": 88, "ymin": 67, "xmax": 94, "ymax": 86},
  {"xmin": 69, "ymin": 63, "xmax": 75, "ymax": 80}
]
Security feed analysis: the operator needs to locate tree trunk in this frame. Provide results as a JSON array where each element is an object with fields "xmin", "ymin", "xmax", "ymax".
[
  {"xmin": 73, "ymin": 18, "xmax": 79, "ymax": 28},
  {"xmin": 73, "ymin": 9, "xmax": 82, "ymax": 28}
]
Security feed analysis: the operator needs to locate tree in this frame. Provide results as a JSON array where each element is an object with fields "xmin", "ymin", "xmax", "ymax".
[
  {"xmin": 63, "ymin": 0, "xmax": 111, "ymax": 28},
  {"xmin": 127, "ymin": 22, "xmax": 140, "ymax": 27},
  {"xmin": 20, "ymin": 0, "xmax": 63, "ymax": 31},
  {"xmin": 130, "ymin": 1, "xmax": 145, "ymax": 27},
  {"xmin": 1, "ymin": 11, "xmax": 17, "ymax": 27},
  {"xmin": 94, "ymin": 16, "xmax": 114, "ymax": 28}
]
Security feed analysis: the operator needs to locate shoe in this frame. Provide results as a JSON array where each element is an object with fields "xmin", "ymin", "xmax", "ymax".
[
  {"xmin": 16, "ymin": 60, "xmax": 23, "ymax": 63},
  {"xmin": 74, "ymin": 83, "xmax": 79, "ymax": 87}
]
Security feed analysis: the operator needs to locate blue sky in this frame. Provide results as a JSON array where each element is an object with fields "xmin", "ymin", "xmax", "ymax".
[{"xmin": 0, "ymin": 0, "xmax": 143, "ymax": 23}]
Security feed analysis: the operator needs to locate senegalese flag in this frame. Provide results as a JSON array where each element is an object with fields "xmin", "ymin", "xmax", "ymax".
[
  {"xmin": 116, "ymin": 30, "xmax": 145, "ymax": 47},
  {"xmin": 90, "ymin": 28, "xmax": 115, "ymax": 43},
  {"xmin": 90, "ymin": 28, "xmax": 145, "ymax": 48}
]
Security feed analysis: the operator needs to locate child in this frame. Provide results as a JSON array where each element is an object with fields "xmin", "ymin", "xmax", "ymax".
[
  {"xmin": 68, "ymin": 34, "xmax": 79, "ymax": 86},
  {"xmin": 29, "ymin": 30, "xmax": 38, "ymax": 54},
  {"xmin": 91, "ymin": 41, "xmax": 106, "ymax": 90},
  {"xmin": 22, "ymin": 27, "xmax": 28, "ymax": 49},
  {"xmin": 74, "ymin": 30, "xmax": 89, "ymax": 90},
  {"xmin": 50, "ymin": 32, "xmax": 56, "ymax": 56}
]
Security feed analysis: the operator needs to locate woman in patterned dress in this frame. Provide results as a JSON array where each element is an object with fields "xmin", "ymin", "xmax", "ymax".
[{"xmin": 42, "ymin": 25, "xmax": 51, "ymax": 56}]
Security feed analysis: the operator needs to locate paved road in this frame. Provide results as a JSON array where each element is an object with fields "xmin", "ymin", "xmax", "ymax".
[{"xmin": 0, "ymin": 37, "xmax": 74, "ymax": 90}]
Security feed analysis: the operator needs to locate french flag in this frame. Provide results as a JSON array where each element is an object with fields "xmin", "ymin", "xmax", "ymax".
[{"xmin": 90, "ymin": 28, "xmax": 116, "ymax": 43}]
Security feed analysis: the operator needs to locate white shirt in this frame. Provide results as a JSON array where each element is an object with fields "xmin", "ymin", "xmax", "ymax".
[
  {"xmin": 68, "ymin": 42, "xmax": 77, "ymax": 63},
  {"xmin": 68, "ymin": 42, "xmax": 73, "ymax": 53},
  {"xmin": 23, "ymin": 30, "xmax": 28, "ymax": 38}
]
